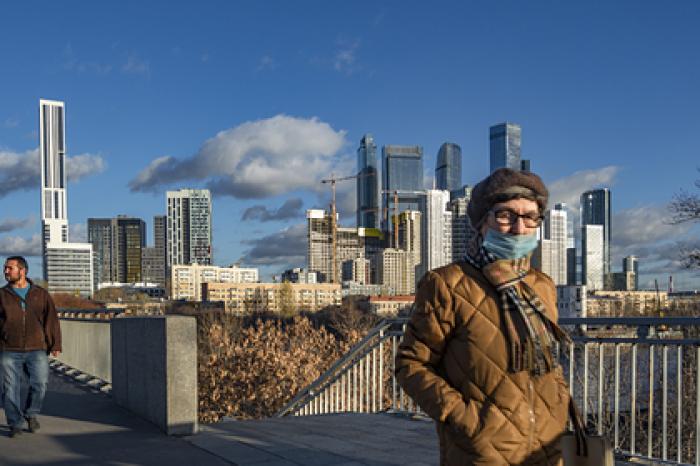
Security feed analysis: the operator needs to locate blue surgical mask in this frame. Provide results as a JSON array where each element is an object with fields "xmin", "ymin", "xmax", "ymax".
[{"xmin": 482, "ymin": 229, "xmax": 538, "ymax": 260}]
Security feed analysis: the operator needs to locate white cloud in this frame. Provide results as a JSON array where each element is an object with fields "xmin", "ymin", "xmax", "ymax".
[
  {"xmin": 334, "ymin": 39, "xmax": 361, "ymax": 74},
  {"xmin": 0, "ymin": 148, "xmax": 106, "ymax": 198},
  {"xmin": 240, "ymin": 223, "xmax": 306, "ymax": 268},
  {"xmin": 0, "ymin": 217, "xmax": 34, "ymax": 233},
  {"xmin": 62, "ymin": 44, "xmax": 113, "ymax": 74},
  {"xmin": 129, "ymin": 115, "xmax": 350, "ymax": 199},
  {"xmin": 0, "ymin": 234, "xmax": 42, "ymax": 257},
  {"xmin": 69, "ymin": 223, "xmax": 87, "ymax": 243},
  {"xmin": 122, "ymin": 54, "xmax": 150, "ymax": 76},
  {"xmin": 548, "ymin": 166, "xmax": 619, "ymax": 211}
]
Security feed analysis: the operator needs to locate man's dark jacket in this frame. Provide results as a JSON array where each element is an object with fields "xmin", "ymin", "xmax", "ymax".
[{"xmin": 0, "ymin": 280, "xmax": 62, "ymax": 353}]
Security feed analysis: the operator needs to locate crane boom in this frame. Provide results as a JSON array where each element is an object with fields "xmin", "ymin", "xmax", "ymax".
[{"xmin": 320, "ymin": 173, "xmax": 370, "ymax": 284}]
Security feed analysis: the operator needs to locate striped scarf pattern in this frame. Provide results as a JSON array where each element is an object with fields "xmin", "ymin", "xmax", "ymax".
[{"xmin": 465, "ymin": 246, "xmax": 570, "ymax": 376}]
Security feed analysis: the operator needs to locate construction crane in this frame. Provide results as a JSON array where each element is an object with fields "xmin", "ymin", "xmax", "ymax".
[
  {"xmin": 321, "ymin": 173, "xmax": 369, "ymax": 284},
  {"xmin": 381, "ymin": 189, "xmax": 424, "ymax": 249}
]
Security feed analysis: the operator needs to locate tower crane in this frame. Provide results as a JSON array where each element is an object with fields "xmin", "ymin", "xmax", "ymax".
[
  {"xmin": 381, "ymin": 189, "xmax": 425, "ymax": 249},
  {"xmin": 320, "ymin": 173, "xmax": 370, "ymax": 284}
]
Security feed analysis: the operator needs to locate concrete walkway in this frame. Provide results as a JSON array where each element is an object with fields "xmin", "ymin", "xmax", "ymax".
[
  {"xmin": 0, "ymin": 371, "xmax": 231, "ymax": 466},
  {"xmin": 1, "ymin": 370, "xmax": 642, "ymax": 466},
  {"xmin": 187, "ymin": 413, "xmax": 438, "ymax": 466}
]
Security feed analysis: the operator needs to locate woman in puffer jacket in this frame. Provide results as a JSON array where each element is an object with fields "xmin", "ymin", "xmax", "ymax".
[{"xmin": 396, "ymin": 168, "xmax": 571, "ymax": 466}]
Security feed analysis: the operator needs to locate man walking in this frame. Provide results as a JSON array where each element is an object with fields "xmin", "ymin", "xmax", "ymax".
[{"xmin": 0, "ymin": 256, "xmax": 61, "ymax": 438}]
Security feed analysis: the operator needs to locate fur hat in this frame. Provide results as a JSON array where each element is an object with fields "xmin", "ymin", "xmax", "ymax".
[{"xmin": 467, "ymin": 168, "xmax": 548, "ymax": 227}]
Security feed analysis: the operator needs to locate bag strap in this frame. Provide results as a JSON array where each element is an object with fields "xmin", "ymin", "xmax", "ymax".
[{"xmin": 568, "ymin": 396, "xmax": 589, "ymax": 457}]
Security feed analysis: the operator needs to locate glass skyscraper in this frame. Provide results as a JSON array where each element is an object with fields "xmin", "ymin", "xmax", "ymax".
[
  {"xmin": 356, "ymin": 134, "xmax": 379, "ymax": 229},
  {"xmin": 435, "ymin": 142, "xmax": 462, "ymax": 192},
  {"xmin": 382, "ymin": 145, "xmax": 423, "ymax": 231},
  {"xmin": 489, "ymin": 122, "xmax": 521, "ymax": 173},
  {"xmin": 580, "ymin": 188, "xmax": 612, "ymax": 278}
]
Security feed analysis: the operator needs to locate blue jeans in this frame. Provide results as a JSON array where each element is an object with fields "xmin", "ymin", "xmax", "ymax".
[{"xmin": 0, "ymin": 351, "xmax": 49, "ymax": 428}]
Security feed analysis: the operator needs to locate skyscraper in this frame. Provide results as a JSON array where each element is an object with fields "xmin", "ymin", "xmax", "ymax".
[
  {"xmin": 141, "ymin": 215, "xmax": 168, "ymax": 286},
  {"xmin": 580, "ymin": 188, "xmax": 612, "ymax": 277},
  {"xmin": 356, "ymin": 134, "xmax": 379, "ymax": 229},
  {"xmin": 435, "ymin": 143, "xmax": 462, "ymax": 192},
  {"xmin": 489, "ymin": 122, "xmax": 521, "ymax": 173},
  {"xmin": 167, "ymin": 189, "xmax": 212, "ymax": 267},
  {"xmin": 40, "ymin": 100, "xmax": 68, "ymax": 252},
  {"xmin": 623, "ymin": 255, "xmax": 639, "ymax": 290},
  {"xmin": 418, "ymin": 190, "xmax": 452, "ymax": 279},
  {"xmin": 448, "ymin": 187, "xmax": 472, "ymax": 263},
  {"xmin": 39, "ymin": 99, "xmax": 94, "ymax": 296},
  {"xmin": 543, "ymin": 203, "xmax": 568, "ymax": 285},
  {"xmin": 88, "ymin": 216, "xmax": 146, "ymax": 284},
  {"xmin": 382, "ymin": 145, "xmax": 423, "ymax": 231},
  {"xmin": 582, "ymin": 224, "xmax": 604, "ymax": 290}
]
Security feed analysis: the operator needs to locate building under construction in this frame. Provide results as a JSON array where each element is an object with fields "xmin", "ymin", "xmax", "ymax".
[{"xmin": 306, "ymin": 209, "xmax": 383, "ymax": 283}]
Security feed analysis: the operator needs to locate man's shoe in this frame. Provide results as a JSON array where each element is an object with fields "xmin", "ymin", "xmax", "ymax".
[
  {"xmin": 9, "ymin": 426, "xmax": 23, "ymax": 438},
  {"xmin": 26, "ymin": 417, "xmax": 40, "ymax": 433}
]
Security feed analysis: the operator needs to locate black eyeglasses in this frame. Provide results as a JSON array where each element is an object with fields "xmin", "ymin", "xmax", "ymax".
[{"xmin": 491, "ymin": 208, "xmax": 543, "ymax": 227}]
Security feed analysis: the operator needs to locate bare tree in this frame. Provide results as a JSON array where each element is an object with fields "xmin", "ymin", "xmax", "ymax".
[{"xmin": 670, "ymin": 170, "xmax": 700, "ymax": 268}]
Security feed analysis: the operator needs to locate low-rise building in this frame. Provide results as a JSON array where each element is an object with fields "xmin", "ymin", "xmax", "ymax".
[
  {"xmin": 556, "ymin": 285, "xmax": 586, "ymax": 318},
  {"xmin": 171, "ymin": 263, "xmax": 258, "ymax": 301},
  {"xmin": 368, "ymin": 295, "xmax": 414, "ymax": 316},
  {"xmin": 587, "ymin": 290, "xmax": 668, "ymax": 317},
  {"xmin": 202, "ymin": 282, "xmax": 341, "ymax": 314},
  {"xmin": 341, "ymin": 282, "xmax": 386, "ymax": 297},
  {"xmin": 281, "ymin": 267, "xmax": 318, "ymax": 284}
]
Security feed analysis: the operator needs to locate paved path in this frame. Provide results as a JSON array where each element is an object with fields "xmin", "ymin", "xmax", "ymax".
[
  {"xmin": 1, "ymin": 370, "xmax": 642, "ymax": 466},
  {"xmin": 186, "ymin": 413, "xmax": 438, "ymax": 466},
  {"xmin": 0, "ymin": 371, "xmax": 232, "ymax": 466}
]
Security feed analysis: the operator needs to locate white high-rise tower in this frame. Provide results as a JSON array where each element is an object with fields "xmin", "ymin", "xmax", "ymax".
[
  {"xmin": 40, "ymin": 99, "xmax": 69, "ymax": 247},
  {"xmin": 39, "ymin": 99, "xmax": 94, "ymax": 296}
]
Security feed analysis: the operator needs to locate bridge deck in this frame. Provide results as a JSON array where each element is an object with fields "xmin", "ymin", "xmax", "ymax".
[
  {"xmin": 0, "ymin": 372, "xmax": 230, "ymax": 466},
  {"xmin": 0, "ymin": 371, "xmax": 645, "ymax": 465}
]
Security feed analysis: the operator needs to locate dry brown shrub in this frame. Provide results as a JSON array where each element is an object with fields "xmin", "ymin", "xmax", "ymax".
[
  {"xmin": 197, "ymin": 310, "xmax": 375, "ymax": 423},
  {"xmin": 52, "ymin": 293, "xmax": 103, "ymax": 309}
]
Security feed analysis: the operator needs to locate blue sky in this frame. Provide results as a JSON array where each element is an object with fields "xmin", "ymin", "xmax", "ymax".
[{"xmin": 1, "ymin": 1, "xmax": 699, "ymax": 289}]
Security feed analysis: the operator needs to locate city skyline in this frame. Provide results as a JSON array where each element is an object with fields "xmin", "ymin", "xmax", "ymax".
[{"xmin": 1, "ymin": 2, "xmax": 699, "ymax": 290}]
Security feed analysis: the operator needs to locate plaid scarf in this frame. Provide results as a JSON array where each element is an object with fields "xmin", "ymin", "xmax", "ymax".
[{"xmin": 465, "ymin": 245, "xmax": 570, "ymax": 376}]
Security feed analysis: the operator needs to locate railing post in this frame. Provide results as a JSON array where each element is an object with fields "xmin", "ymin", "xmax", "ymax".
[
  {"xmin": 379, "ymin": 330, "xmax": 384, "ymax": 412},
  {"xmin": 696, "ymin": 346, "xmax": 700, "ymax": 466},
  {"xmin": 598, "ymin": 343, "xmax": 604, "ymax": 435},
  {"xmin": 392, "ymin": 335, "xmax": 398, "ymax": 411},
  {"xmin": 614, "ymin": 343, "xmax": 620, "ymax": 450},
  {"xmin": 631, "ymin": 344, "xmax": 637, "ymax": 455},
  {"xmin": 648, "ymin": 344, "xmax": 655, "ymax": 459},
  {"xmin": 677, "ymin": 345, "xmax": 683, "ymax": 464},
  {"xmin": 662, "ymin": 344, "xmax": 668, "ymax": 461}
]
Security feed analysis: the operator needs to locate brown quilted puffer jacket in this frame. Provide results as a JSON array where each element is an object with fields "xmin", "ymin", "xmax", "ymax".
[{"xmin": 396, "ymin": 261, "xmax": 570, "ymax": 466}]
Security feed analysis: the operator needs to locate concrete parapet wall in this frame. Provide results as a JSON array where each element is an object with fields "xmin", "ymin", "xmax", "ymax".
[
  {"xmin": 57, "ymin": 319, "xmax": 112, "ymax": 382},
  {"xmin": 111, "ymin": 316, "xmax": 198, "ymax": 436}
]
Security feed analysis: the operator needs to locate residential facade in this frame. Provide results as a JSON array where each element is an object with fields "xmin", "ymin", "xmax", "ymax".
[
  {"xmin": 171, "ymin": 263, "xmax": 259, "ymax": 301},
  {"xmin": 202, "ymin": 282, "xmax": 341, "ymax": 314},
  {"xmin": 167, "ymin": 189, "xmax": 213, "ymax": 267},
  {"xmin": 39, "ymin": 99, "xmax": 94, "ymax": 296}
]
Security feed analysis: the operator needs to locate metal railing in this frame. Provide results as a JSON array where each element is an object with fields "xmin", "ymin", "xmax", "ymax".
[
  {"xmin": 277, "ymin": 316, "xmax": 700, "ymax": 466},
  {"xmin": 276, "ymin": 318, "xmax": 418, "ymax": 417},
  {"xmin": 560, "ymin": 317, "xmax": 700, "ymax": 466}
]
